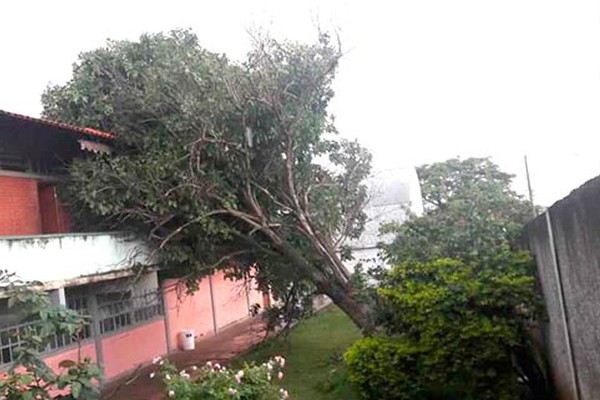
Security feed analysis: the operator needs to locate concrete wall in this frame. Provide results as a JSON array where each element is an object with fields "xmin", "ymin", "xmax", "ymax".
[
  {"xmin": 0, "ymin": 232, "xmax": 149, "ymax": 286},
  {"xmin": 525, "ymin": 175, "xmax": 600, "ymax": 400}
]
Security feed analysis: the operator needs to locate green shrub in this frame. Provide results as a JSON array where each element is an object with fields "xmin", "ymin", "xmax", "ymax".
[
  {"xmin": 153, "ymin": 356, "xmax": 288, "ymax": 400},
  {"xmin": 345, "ymin": 253, "xmax": 550, "ymax": 400},
  {"xmin": 344, "ymin": 336, "xmax": 428, "ymax": 400}
]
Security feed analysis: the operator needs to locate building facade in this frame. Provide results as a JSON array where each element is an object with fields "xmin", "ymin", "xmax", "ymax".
[
  {"xmin": 0, "ymin": 110, "xmax": 264, "ymax": 382},
  {"xmin": 346, "ymin": 166, "xmax": 424, "ymax": 272}
]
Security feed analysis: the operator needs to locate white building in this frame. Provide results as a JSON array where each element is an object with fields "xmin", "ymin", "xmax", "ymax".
[{"xmin": 346, "ymin": 166, "xmax": 423, "ymax": 272}]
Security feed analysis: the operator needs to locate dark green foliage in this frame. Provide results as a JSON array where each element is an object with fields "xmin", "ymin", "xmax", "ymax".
[
  {"xmin": 382, "ymin": 157, "xmax": 533, "ymax": 264},
  {"xmin": 344, "ymin": 336, "xmax": 427, "ymax": 400},
  {"xmin": 345, "ymin": 254, "xmax": 550, "ymax": 400},
  {"xmin": 43, "ymin": 30, "xmax": 375, "ymax": 331}
]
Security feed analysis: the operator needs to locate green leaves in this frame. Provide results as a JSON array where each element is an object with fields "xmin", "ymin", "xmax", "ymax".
[
  {"xmin": 348, "ymin": 253, "xmax": 546, "ymax": 400},
  {"xmin": 45, "ymin": 29, "xmax": 375, "ymax": 331},
  {"xmin": 0, "ymin": 275, "xmax": 101, "ymax": 400},
  {"xmin": 383, "ymin": 157, "xmax": 533, "ymax": 264},
  {"xmin": 156, "ymin": 358, "xmax": 287, "ymax": 400}
]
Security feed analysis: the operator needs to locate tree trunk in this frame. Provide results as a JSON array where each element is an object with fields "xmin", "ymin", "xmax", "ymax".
[
  {"xmin": 276, "ymin": 240, "xmax": 377, "ymax": 334},
  {"xmin": 320, "ymin": 282, "xmax": 376, "ymax": 334}
]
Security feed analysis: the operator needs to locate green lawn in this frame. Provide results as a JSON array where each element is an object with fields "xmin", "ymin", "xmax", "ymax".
[{"xmin": 234, "ymin": 306, "xmax": 361, "ymax": 400}]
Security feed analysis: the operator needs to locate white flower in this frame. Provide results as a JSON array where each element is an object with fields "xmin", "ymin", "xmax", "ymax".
[
  {"xmin": 168, "ymin": 390, "xmax": 175, "ymax": 397},
  {"xmin": 274, "ymin": 356, "xmax": 286, "ymax": 368},
  {"xmin": 279, "ymin": 388, "xmax": 289, "ymax": 399},
  {"xmin": 179, "ymin": 370, "xmax": 191, "ymax": 379},
  {"xmin": 235, "ymin": 369, "xmax": 244, "ymax": 383},
  {"xmin": 159, "ymin": 360, "xmax": 165, "ymax": 366},
  {"xmin": 152, "ymin": 356, "xmax": 162, "ymax": 364},
  {"xmin": 149, "ymin": 372, "xmax": 156, "ymax": 379},
  {"xmin": 228, "ymin": 387, "xmax": 238, "ymax": 395},
  {"xmin": 206, "ymin": 361, "xmax": 213, "ymax": 367},
  {"xmin": 214, "ymin": 363, "xmax": 221, "ymax": 370},
  {"xmin": 165, "ymin": 374, "xmax": 171, "ymax": 381},
  {"xmin": 191, "ymin": 365, "xmax": 198, "ymax": 371},
  {"xmin": 266, "ymin": 363, "xmax": 274, "ymax": 371},
  {"xmin": 277, "ymin": 371, "xmax": 284, "ymax": 380}
]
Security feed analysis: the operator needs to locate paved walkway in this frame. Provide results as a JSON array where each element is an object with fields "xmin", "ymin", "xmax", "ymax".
[{"xmin": 101, "ymin": 316, "xmax": 268, "ymax": 400}]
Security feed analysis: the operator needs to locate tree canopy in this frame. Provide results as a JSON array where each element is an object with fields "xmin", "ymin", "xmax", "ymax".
[
  {"xmin": 382, "ymin": 157, "xmax": 533, "ymax": 264},
  {"xmin": 43, "ymin": 30, "xmax": 375, "ymax": 331}
]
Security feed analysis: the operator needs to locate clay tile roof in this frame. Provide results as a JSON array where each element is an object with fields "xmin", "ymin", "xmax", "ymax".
[{"xmin": 0, "ymin": 109, "xmax": 115, "ymax": 140}]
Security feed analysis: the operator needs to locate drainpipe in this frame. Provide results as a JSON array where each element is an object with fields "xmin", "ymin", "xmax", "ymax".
[
  {"xmin": 545, "ymin": 211, "xmax": 581, "ymax": 400},
  {"xmin": 161, "ymin": 281, "xmax": 172, "ymax": 353},
  {"xmin": 208, "ymin": 275, "xmax": 218, "ymax": 334},
  {"xmin": 245, "ymin": 285, "xmax": 251, "ymax": 315},
  {"xmin": 88, "ymin": 293, "xmax": 105, "ymax": 382},
  {"xmin": 53, "ymin": 186, "xmax": 62, "ymax": 233}
]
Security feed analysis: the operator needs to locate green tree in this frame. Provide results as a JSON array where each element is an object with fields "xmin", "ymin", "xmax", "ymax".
[
  {"xmin": 382, "ymin": 157, "xmax": 532, "ymax": 264},
  {"xmin": 345, "ymin": 254, "xmax": 550, "ymax": 400},
  {"xmin": 42, "ymin": 30, "xmax": 375, "ymax": 331}
]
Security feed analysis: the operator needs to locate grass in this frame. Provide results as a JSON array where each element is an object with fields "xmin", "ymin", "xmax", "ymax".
[{"xmin": 233, "ymin": 306, "xmax": 361, "ymax": 400}]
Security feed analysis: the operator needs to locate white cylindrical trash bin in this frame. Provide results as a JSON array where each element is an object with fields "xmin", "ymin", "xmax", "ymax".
[{"xmin": 181, "ymin": 329, "xmax": 195, "ymax": 351}]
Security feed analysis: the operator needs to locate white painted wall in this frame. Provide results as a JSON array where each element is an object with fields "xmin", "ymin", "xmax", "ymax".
[
  {"xmin": 345, "ymin": 166, "xmax": 423, "ymax": 273},
  {"xmin": 0, "ymin": 232, "xmax": 150, "ymax": 286}
]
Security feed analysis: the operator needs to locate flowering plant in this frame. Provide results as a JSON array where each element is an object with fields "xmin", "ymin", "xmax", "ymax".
[{"xmin": 151, "ymin": 356, "xmax": 289, "ymax": 400}]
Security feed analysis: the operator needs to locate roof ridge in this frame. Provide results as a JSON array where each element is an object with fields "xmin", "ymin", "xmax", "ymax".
[{"xmin": 0, "ymin": 109, "xmax": 114, "ymax": 140}]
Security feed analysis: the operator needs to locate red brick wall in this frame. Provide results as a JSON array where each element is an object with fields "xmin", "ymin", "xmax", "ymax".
[
  {"xmin": 39, "ymin": 185, "xmax": 70, "ymax": 234},
  {"xmin": 0, "ymin": 175, "xmax": 42, "ymax": 235}
]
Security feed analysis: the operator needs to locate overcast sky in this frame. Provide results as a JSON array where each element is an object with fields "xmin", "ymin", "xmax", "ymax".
[{"xmin": 2, "ymin": 0, "xmax": 600, "ymax": 206}]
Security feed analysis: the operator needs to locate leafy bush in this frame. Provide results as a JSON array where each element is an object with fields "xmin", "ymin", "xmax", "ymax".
[
  {"xmin": 344, "ymin": 336, "xmax": 427, "ymax": 400},
  {"xmin": 0, "ymin": 271, "xmax": 102, "ymax": 400},
  {"xmin": 345, "ymin": 253, "xmax": 550, "ymax": 400},
  {"xmin": 153, "ymin": 356, "xmax": 289, "ymax": 400}
]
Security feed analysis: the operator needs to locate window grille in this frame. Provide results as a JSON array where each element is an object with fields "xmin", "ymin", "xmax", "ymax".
[
  {"xmin": 0, "ymin": 291, "xmax": 164, "ymax": 367},
  {"xmin": 98, "ymin": 290, "xmax": 163, "ymax": 335},
  {"xmin": 0, "ymin": 296, "xmax": 92, "ymax": 367}
]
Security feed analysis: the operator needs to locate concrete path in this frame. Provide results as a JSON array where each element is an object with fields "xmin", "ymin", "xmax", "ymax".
[{"xmin": 101, "ymin": 316, "xmax": 267, "ymax": 400}]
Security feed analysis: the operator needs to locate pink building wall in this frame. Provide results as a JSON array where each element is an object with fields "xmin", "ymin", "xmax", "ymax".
[
  {"xmin": 163, "ymin": 272, "xmax": 266, "ymax": 350},
  {"xmin": 211, "ymin": 271, "xmax": 251, "ymax": 330},
  {"xmin": 1, "ymin": 273, "xmax": 266, "ymax": 390},
  {"xmin": 163, "ymin": 277, "xmax": 215, "ymax": 350},
  {"xmin": 43, "ymin": 342, "xmax": 97, "ymax": 371},
  {"xmin": 247, "ymin": 279, "xmax": 265, "ymax": 311},
  {"xmin": 100, "ymin": 319, "xmax": 167, "ymax": 379}
]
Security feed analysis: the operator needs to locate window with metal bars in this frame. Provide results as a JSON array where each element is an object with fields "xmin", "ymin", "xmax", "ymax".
[
  {"xmin": 0, "ymin": 295, "xmax": 91, "ymax": 367},
  {"xmin": 97, "ymin": 290, "xmax": 163, "ymax": 335}
]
